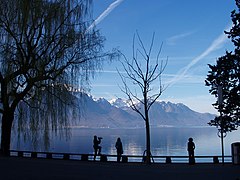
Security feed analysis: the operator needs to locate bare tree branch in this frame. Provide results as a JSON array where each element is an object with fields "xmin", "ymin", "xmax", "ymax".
[{"xmin": 118, "ymin": 31, "xmax": 168, "ymax": 164}]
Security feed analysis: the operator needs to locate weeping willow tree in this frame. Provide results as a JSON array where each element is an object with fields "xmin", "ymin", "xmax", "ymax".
[{"xmin": 0, "ymin": 0, "xmax": 113, "ymax": 156}]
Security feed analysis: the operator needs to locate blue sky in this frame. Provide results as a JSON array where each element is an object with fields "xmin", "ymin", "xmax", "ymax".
[{"xmin": 89, "ymin": 0, "xmax": 236, "ymax": 114}]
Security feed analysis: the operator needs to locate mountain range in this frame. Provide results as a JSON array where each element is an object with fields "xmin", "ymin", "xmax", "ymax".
[{"xmin": 75, "ymin": 94, "xmax": 215, "ymax": 128}]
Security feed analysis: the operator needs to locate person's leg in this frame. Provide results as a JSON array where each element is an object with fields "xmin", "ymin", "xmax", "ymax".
[
  {"xmin": 189, "ymin": 151, "xmax": 195, "ymax": 164},
  {"xmin": 188, "ymin": 151, "xmax": 191, "ymax": 164},
  {"xmin": 192, "ymin": 151, "xmax": 195, "ymax": 164},
  {"xmin": 94, "ymin": 148, "xmax": 97, "ymax": 161},
  {"xmin": 98, "ymin": 146, "xmax": 101, "ymax": 155},
  {"xmin": 117, "ymin": 153, "xmax": 120, "ymax": 162}
]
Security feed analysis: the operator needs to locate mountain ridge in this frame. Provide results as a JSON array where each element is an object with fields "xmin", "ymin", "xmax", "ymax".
[{"xmin": 77, "ymin": 94, "xmax": 215, "ymax": 128}]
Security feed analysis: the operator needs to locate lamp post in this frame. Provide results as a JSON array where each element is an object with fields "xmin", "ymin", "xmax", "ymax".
[{"xmin": 217, "ymin": 85, "xmax": 226, "ymax": 165}]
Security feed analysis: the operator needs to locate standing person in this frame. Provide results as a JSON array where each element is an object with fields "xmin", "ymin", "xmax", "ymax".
[
  {"xmin": 93, "ymin": 135, "xmax": 102, "ymax": 161},
  {"xmin": 187, "ymin": 137, "xmax": 195, "ymax": 165},
  {"xmin": 115, "ymin": 137, "xmax": 123, "ymax": 162}
]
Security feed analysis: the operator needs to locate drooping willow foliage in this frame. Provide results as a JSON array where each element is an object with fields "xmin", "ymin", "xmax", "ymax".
[{"xmin": 0, "ymin": 0, "xmax": 113, "ymax": 151}]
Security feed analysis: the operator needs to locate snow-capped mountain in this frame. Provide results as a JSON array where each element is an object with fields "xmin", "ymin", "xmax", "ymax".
[
  {"xmin": 75, "ymin": 94, "xmax": 215, "ymax": 128},
  {"xmin": 109, "ymin": 98, "xmax": 129, "ymax": 108}
]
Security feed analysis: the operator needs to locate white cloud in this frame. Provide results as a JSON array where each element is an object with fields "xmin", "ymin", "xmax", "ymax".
[
  {"xmin": 167, "ymin": 24, "xmax": 232, "ymax": 87},
  {"xmin": 166, "ymin": 31, "xmax": 194, "ymax": 45},
  {"xmin": 87, "ymin": 0, "xmax": 124, "ymax": 32}
]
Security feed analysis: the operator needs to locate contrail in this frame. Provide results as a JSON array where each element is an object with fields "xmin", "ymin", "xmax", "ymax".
[
  {"xmin": 86, "ymin": 0, "xmax": 124, "ymax": 33},
  {"xmin": 167, "ymin": 24, "xmax": 232, "ymax": 86}
]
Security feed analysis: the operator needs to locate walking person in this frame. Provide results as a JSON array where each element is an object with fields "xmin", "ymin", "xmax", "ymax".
[
  {"xmin": 115, "ymin": 137, "xmax": 123, "ymax": 162},
  {"xmin": 187, "ymin": 137, "xmax": 195, "ymax": 165},
  {"xmin": 93, "ymin": 135, "xmax": 102, "ymax": 161}
]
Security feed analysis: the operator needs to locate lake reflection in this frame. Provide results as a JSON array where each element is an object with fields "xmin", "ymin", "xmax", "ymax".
[{"xmin": 12, "ymin": 127, "xmax": 240, "ymax": 157}]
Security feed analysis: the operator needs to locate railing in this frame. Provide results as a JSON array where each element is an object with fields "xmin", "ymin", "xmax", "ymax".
[{"xmin": 9, "ymin": 150, "xmax": 232, "ymax": 164}]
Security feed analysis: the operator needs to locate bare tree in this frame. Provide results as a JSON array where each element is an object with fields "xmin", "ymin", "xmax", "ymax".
[
  {"xmin": 118, "ymin": 32, "xmax": 167, "ymax": 164},
  {"xmin": 0, "ymin": 0, "xmax": 114, "ymax": 156}
]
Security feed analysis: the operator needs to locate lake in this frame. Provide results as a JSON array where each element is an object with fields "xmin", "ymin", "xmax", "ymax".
[{"xmin": 11, "ymin": 127, "xmax": 240, "ymax": 159}]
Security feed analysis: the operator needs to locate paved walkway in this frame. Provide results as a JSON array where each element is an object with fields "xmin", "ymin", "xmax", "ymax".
[{"xmin": 0, "ymin": 157, "xmax": 239, "ymax": 180}]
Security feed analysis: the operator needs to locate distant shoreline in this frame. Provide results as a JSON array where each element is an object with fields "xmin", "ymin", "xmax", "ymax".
[{"xmin": 68, "ymin": 125, "xmax": 213, "ymax": 129}]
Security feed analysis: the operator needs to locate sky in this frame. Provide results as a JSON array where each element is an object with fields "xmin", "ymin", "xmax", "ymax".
[{"xmin": 89, "ymin": 0, "xmax": 236, "ymax": 114}]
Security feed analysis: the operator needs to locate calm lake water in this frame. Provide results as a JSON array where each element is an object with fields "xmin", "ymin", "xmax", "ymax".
[{"xmin": 11, "ymin": 127, "xmax": 240, "ymax": 158}]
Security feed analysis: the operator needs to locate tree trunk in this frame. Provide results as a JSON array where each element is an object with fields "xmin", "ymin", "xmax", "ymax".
[
  {"xmin": 145, "ymin": 116, "xmax": 151, "ymax": 164},
  {"xmin": 1, "ymin": 110, "xmax": 14, "ymax": 156},
  {"xmin": 143, "ymin": 86, "xmax": 151, "ymax": 164}
]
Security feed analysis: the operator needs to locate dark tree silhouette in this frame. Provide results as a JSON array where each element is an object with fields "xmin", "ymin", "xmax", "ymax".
[
  {"xmin": 118, "ymin": 32, "xmax": 167, "ymax": 164},
  {"xmin": 205, "ymin": 0, "xmax": 240, "ymax": 132},
  {"xmin": 0, "ymin": 0, "xmax": 114, "ymax": 156}
]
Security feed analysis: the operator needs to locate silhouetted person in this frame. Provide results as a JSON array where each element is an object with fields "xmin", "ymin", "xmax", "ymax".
[
  {"xmin": 93, "ymin": 135, "xmax": 102, "ymax": 161},
  {"xmin": 187, "ymin": 137, "xmax": 195, "ymax": 164},
  {"xmin": 115, "ymin": 137, "xmax": 123, "ymax": 162}
]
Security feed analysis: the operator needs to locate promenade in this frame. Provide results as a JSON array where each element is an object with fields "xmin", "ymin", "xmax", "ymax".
[{"xmin": 0, "ymin": 156, "xmax": 239, "ymax": 180}]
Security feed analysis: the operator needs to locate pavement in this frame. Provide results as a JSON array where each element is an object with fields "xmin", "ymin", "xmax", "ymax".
[{"xmin": 0, "ymin": 156, "xmax": 239, "ymax": 180}]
